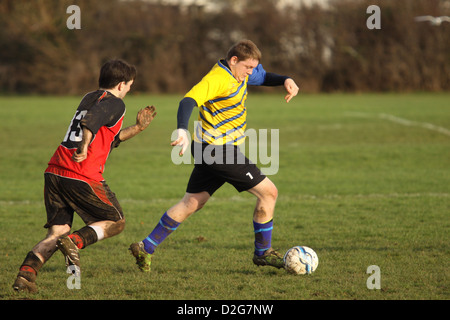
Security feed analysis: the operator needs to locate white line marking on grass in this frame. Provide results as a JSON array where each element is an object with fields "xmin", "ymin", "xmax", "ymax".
[
  {"xmin": 379, "ymin": 113, "xmax": 450, "ymax": 137},
  {"xmin": 346, "ymin": 112, "xmax": 450, "ymax": 137}
]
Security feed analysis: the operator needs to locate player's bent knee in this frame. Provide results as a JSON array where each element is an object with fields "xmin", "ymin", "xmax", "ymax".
[
  {"xmin": 184, "ymin": 192, "xmax": 209, "ymax": 213},
  {"xmin": 113, "ymin": 219, "xmax": 126, "ymax": 235},
  {"xmin": 48, "ymin": 224, "xmax": 71, "ymax": 238},
  {"xmin": 188, "ymin": 199, "xmax": 205, "ymax": 213},
  {"xmin": 260, "ymin": 179, "xmax": 278, "ymax": 202},
  {"xmin": 269, "ymin": 183, "xmax": 278, "ymax": 201},
  {"xmin": 101, "ymin": 219, "xmax": 126, "ymax": 239}
]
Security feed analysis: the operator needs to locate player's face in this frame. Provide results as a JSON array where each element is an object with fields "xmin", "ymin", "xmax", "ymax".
[
  {"xmin": 118, "ymin": 80, "xmax": 134, "ymax": 99},
  {"xmin": 229, "ymin": 57, "xmax": 259, "ymax": 83}
]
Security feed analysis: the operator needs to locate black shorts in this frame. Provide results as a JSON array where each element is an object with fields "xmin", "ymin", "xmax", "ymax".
[
  {"xmin": 186, "ymin": 142, "xmax": 266, "ymax": 196},
  {"xmin": 43, "ymin": 173, "xmax": 124, "ymax": 228}
]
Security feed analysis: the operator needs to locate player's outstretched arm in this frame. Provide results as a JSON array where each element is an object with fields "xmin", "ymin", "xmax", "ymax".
[
  {"xmin": 257, "ymin": 68, "xmax": 299, "ymax": 103},
  {"xmin": 119, "ymin": 105, "xmax": 157, "ymax": 142}
]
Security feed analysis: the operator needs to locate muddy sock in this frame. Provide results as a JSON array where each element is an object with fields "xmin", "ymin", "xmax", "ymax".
[
  {"xmin": 69, "ymin": 226, "xmax": 98, "ymax": 249},
  {"xmin": 253, "ymin": 219, "xmax": 273, "ymax": 256},
  {"xmin": 18, "ymin": 251, "xmax": 43, "ymax": 282}
]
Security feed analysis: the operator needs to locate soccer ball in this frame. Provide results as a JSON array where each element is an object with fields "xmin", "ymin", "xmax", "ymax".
[{"xmin": 283, "ymin": 246, "xmax": 319, "ymax": 275}]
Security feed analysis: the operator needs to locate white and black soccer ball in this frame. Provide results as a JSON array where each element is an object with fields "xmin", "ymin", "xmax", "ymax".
[{"xmin": 283, "ymin": 246, "xmax": 319, "ymax": 275}]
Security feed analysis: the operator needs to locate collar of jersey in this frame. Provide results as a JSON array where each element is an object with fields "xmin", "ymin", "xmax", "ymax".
[{"xmin": 218, "ymin": 59, "xmax": 235, "ymax": 78}]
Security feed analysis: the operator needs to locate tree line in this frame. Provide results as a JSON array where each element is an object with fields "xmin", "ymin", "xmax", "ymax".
[{"xmin": 0, "ymin": 0, "xmax": 448, "ymax": 95}]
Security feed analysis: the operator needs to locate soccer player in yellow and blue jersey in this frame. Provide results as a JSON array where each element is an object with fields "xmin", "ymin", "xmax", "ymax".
[{"xmin": 130, "ymin": 40, "xmax": 299, "ymax": 271}]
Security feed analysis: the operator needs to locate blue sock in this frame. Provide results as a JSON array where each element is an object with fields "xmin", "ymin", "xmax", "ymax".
[
  {"xmin": 142, "ymin": 212, "xmax": 180, "ymax": 254},
  {"xmin": 253, "ymin": 219, "xmax": 273, "ymax": 256}
]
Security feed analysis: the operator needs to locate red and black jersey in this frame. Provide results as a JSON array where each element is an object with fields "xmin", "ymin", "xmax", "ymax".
[{"xmin": 46, "ymin": 90, "xmax": 125, "ymax": 182}]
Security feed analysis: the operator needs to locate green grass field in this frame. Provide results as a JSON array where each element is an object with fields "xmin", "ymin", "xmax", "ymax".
[{"xmin": 0, "ymin": 92, "xmax": 449, "ymax": 301}]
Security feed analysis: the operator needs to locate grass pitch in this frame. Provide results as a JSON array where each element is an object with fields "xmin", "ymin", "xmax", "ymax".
[{"xmin": 0, "ymin": 92, "xmax": 448, "ymax": 301}]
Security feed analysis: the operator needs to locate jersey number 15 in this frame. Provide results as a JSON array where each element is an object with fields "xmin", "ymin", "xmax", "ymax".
[{"xmin": 62, "ymin": 110, "xmax": 87, "ymax": 148}]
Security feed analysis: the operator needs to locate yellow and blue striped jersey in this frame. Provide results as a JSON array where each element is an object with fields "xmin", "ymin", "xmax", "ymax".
[{"xmin": 185, "ymin": 60, "xmax": 266, "ymax": 145}]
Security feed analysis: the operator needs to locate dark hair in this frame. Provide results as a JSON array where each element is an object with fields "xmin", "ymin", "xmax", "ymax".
[
  {"xmin": 226, "ymin": 39, "xmax": 262, "ymax": 62},
  {"xmin": 98, "ymin": 59, "xmax": 137, "ymax": 89}
]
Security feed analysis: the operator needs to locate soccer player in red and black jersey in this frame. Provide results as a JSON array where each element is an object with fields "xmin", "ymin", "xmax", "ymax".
[{"xmin": 13, "ymin": 59, "xmax": 157, "ymax": 293}]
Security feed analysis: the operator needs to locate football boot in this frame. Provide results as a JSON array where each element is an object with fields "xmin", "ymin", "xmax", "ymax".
[
  {"xmin": 129, "ymin": 242, "xmax": 152, "ymax": 272},
  {"xmin": 252, "ymin": 247, "xmax": 285, "ymax": 269}
]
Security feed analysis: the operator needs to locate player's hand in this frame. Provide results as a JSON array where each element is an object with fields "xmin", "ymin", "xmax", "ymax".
[
  {"xmin": 71, "ymin": 127, "xmax": 92, "ymax": 162},
  {"xmin": 136, "ymin": 105, "xmax": 157, "ymax": 131},
  {"xmin": 171, "ymin": 128, "xmax": 189, "ymax": 156},
  {"xmin": 72, "ymin": 149, "xmax": 88, "ymax": 162},
  {"xmin": 284, "ymin": 78, "xmax": 299, "ymax": 103}
]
